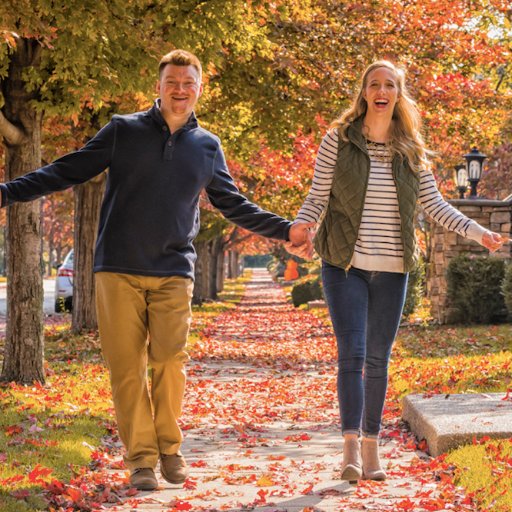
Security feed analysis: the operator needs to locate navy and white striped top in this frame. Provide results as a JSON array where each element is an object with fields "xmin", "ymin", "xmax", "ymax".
[{"xmin": 296, "ymin": 130, "xmax": 486, "ymax": 272}]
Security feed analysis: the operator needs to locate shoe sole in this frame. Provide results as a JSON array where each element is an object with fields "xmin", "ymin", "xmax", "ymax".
[
  {"xmin": 161, "ymin": 476, "xmax": 186, "ymax": 485},
  {"xmin": 363, "ymin": 472, "xmax": 387, "ymax": 481},
  {"xmin": 134, "ymin": 483, "xmax": 158, "ymax": 491},
  {"xmin": 130, "ymin": 479, "xmax": 158, "ymax": 491}
]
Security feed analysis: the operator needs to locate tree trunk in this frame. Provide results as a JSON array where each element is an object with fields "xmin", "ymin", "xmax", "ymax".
[
  {"xmin": 0, "ymin": 39, "xmax": 45, "ymax": 384},
  {"xmin": 71, "ymin": 174, "xmax": 106, "ymax": 333},
  {"xmin": 193, "ymin": 240, "xmax": 210, "ymax": 304},
  {"xmin": 216, "ymin": 244, "xmax": 225, "ymax": 293},
  {"xmin": 208, "ymin": 237, "xmax": 224, "ymax": 301},
  {"xmin": 0, "ymin": 228, "xmax": 5, "ymax": 276},
  {"xmin": 227, "ymin": 250, "xmax": 240, "ymax": 279},
  {"xmin": 46, "ymin": 206, "xmax": 55, "ymax": 277}
]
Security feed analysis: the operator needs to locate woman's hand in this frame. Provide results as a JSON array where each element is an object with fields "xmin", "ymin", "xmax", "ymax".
[
  {"xmin": 286, "ymin": 221, "xmax": 315, "ymax": 259},
  {"xmin": 481, "ymin": 231, "xmax": 507, "ymax": 253}
]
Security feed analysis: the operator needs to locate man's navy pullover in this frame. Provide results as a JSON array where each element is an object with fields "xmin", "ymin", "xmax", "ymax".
[{"xmin": 0, "ymin": 102, "xmax": 292, "ymax": 280}]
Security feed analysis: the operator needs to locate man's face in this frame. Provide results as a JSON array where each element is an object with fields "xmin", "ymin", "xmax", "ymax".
[{"xmin": 157, "ymin": 64, "xmax": 203, "ymax": 117}]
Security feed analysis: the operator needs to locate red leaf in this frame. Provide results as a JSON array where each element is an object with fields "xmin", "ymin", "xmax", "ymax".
[
  {"xmin": 301, "ymin": 483, "xmax": 314, "ymax": 494},
  {"xmin": 396, "ymin": 498, "xmax": 416, "ymax": 510},
  {"xmin": 190, "ymin": 459, "xmax": 207, "ymax": 467},
  {"xmin": 64, "ymin": 487, "xmax": 83, "ymax": 503},
  {"xmin": 183, "ymin": 478, "xmax": 197, "ymax": 490},
  {"xmin": 5, "ymin": 425, "xmax": 23, "ymax": 436},
  {"xmin": 28, "ymin": 464, "xmax": 53, "ymax": 483},
  {"xmin": 170, "ymin": 500, "xmax": 193, "ymax": 511}
]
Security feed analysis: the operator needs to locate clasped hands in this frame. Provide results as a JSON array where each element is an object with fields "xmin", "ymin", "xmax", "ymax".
[{"xmin": 286, "ymin": 221, "xmax": 315, "ymax": 259}]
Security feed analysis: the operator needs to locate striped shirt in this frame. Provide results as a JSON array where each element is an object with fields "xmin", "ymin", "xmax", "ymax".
[{"xmin": 296, "ymin": 130, "xmax": 487, "ymax": 273}]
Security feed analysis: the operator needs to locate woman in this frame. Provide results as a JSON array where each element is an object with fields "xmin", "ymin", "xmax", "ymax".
[{"xmin": 290, "ymin": 61, "xmax": 504, "ymax": 482}]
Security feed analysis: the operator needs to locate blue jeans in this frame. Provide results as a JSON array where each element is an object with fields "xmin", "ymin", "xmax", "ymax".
[{"xmin": 321, "ymin": 262, "xmax": 408, "ymax": 437}]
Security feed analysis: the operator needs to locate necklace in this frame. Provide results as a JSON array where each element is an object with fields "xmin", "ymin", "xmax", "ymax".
[{"xmin": 365, "ymin": 139, "xmax": 392, "ymax": 163}]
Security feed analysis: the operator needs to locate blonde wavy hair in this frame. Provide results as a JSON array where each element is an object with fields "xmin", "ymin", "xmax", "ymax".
[{"xmin": 330, "ymin": 60, "xmax": 430, "ymax": 172}]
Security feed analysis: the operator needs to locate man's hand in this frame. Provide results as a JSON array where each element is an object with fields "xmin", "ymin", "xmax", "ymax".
[
  {"xmin": 286, "ymin": 221, "xmax": 315, "ymax": 259},
  {"xmin": 482, "ymin": 231, "xmax": 508, "ymax": 253}
]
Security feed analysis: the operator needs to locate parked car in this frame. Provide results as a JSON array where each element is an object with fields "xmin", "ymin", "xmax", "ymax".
[{"xmin": 54, "ymin": 249, "xmax": 73, "ymax": 312}]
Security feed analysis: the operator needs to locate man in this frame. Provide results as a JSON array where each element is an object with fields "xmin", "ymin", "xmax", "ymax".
[{"xmin": 1, "ymin": 49, "xmax": 312, "ymax": 490}]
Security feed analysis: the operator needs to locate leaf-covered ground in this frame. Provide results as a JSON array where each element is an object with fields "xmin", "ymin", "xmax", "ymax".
[{"xmin": 0, "ymin": 269, "xmax": 510, "ymax": 511}]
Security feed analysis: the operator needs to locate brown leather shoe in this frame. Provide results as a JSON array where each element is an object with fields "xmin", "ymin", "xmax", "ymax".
[
  {"xmin": 130, "ymin": 468, "xmax": 158, "ymax": 491},
  {"xmin": 160, "ymin": 453, "xmax": 189, "ymax": 484}
]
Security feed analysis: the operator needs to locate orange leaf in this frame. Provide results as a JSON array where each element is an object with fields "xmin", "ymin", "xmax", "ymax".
[{"xmin": 256, "ymin": 474, "xmax": 275, "ymax": 487}]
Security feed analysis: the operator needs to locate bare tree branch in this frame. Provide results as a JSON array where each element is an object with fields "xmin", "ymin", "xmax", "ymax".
[{"xmin": 0, "ymin": 110, "xmax": 26, "ymax": 146}]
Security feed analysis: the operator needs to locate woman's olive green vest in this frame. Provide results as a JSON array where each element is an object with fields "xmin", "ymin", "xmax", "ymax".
[{"xmin": 314, "ymin": 117, "xmax": 420, "ymax": 273}]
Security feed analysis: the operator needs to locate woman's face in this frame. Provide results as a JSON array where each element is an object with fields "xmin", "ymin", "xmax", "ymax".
[{"xmin": 363, "ymin": 67, "xmax": 399, "ymax": 117}]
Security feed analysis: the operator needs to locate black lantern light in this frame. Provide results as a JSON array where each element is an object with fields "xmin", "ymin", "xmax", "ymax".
[
  {"xmin": 454, "ymin": 164, "xmax": 468, "ymax": 199},
  {"xmin": 463, "ymin": 147, "xmax": 486, "ymax": 198}
]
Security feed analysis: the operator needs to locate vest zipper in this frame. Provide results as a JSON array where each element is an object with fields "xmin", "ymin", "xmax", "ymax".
[{"xmin": 392, "ymin": 159, "xmax": 407, "ymax": 273}]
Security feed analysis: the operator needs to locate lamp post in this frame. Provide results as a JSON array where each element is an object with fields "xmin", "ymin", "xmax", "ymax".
[
  {"xmin": 463, "ymin": 147, "xmax": 486, "ymax": 198},
  {"xmin": 454, "ymin": 164, "xmax": 468, "ymax": 199}
]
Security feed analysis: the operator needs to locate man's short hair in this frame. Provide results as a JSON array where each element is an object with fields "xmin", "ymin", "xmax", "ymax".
[{"xmin": 159, "ymin": 50, "xmax": 202, "ymax": 80}]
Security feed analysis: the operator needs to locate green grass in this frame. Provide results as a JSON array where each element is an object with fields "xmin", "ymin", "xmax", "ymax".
[
  {"xmin": 396, "ymin": 323, "xmax": 512, "ymax": 358},
  {"xmin": 447, "ymin": 439, "xmax": 512, "ymax": 512},
  {"xmin": 394, "ymin": 324, "xmax": 512, "ymax": 511}
]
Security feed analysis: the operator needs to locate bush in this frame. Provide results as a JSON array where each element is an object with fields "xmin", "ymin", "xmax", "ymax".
[
  {"xmin": 447, "ymin": 254, "xmax": 507, "ymax": 324},
  {"xmin": 403, "ymin": 255, "xmax": 426, "ymax": 318},
  {"xmin": 501, "ymin": 262, "xmax": 512, "ymax": 318},
  {"xmin": 291, "ymin": 275, "xmax": 323, "ymax": 307}
]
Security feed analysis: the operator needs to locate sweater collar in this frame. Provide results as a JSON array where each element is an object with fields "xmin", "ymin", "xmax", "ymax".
[{"xmin": 149, "ymin": 99, "xmax": 199, "ymax": 131}]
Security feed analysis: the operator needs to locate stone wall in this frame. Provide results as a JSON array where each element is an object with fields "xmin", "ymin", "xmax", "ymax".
[{"xmin": 426, "ymin": 197, "xmax": 512, "ymax": 323}]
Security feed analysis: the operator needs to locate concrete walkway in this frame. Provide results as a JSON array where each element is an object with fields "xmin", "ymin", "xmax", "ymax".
[{"xmin": 108, "ymin": 269, "xmax": 458, "ymax": 511}]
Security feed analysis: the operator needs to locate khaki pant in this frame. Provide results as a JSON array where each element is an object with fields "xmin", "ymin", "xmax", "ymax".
[{"xmin": 95, "ymin": 272, "xmax": 193, "ymax": 470}]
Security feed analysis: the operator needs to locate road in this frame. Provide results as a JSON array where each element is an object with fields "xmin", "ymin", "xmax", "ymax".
[{"xmin": 0, "ymin": 279, "xmax": 58, "ymax": 316}]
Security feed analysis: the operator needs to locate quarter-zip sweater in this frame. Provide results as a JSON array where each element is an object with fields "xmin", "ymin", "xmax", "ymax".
[{"xmin": 0, "ymin": 102, "xmax": 292, "ymax": 279}]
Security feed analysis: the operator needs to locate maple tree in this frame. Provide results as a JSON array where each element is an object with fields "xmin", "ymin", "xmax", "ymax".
[
  {"xmin": 0, "ymin": 0, "xmax": 284, "ymax": 381},
  {"xmin": 199, "ymin": 0, "xmax": 510, "ymax": 284},
  {"xmin": 1, "ymin": 1, "xmax": 510, "ymax": 381},
  {"xmin": 0, "ymin": 2, "xmax": 161, "ymax": 382}
]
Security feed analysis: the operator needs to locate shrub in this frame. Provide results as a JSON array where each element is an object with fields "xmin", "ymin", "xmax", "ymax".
[
  {"xmin": 291, "ymin": 275, "xmax": 323, "ymax": 307},
  {"xmin": 501, "ymin": 262, "xmax": 512, "ymax": 318},
  {"xmin": 447, "ymin": 254, "xmax": 507, "ymax": 324},
  {"xmin": 403, "ymin": 255, "xmax": 426, "ymax": 318}
]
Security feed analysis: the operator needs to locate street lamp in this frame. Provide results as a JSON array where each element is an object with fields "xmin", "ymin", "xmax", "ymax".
[
  {"xmin": 464, "ymin": 147, "xmax": 486, "ymax": 198},
  {"xmin": 454, "ymin": 164, "xmax": 468, "ymax": 199}
]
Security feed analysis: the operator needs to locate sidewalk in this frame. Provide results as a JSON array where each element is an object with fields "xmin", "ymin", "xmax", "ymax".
[{"xmin": 108, "ymin": 268, "xmax": 457, "ymax": 511}]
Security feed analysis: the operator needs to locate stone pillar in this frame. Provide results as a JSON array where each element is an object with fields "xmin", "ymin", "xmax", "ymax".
[{"xmin": 426, "ymin": 197, "xmax": 512, "ymax": 323}]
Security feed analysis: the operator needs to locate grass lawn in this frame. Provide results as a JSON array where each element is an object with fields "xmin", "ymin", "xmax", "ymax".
[{"xmin": 394, "ymin": 323, "xmax": 512, "ymax": 511}]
